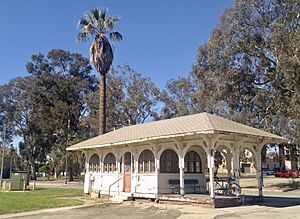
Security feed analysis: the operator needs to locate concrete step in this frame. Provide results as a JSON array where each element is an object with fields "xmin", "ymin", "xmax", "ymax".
[{"xmin": 111, "ymin": 193, "xmax": 133, "ymax": 202}]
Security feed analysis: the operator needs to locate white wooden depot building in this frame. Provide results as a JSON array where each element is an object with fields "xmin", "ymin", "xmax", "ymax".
[{"xmin": 67, "ymin": 112, "xmax": 287, "ymax": 200}]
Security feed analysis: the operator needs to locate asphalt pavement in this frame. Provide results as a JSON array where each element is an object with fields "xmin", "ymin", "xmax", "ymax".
[{"xmin": 7, "ymin": 180, "xmax": 300, "ymax": 219}]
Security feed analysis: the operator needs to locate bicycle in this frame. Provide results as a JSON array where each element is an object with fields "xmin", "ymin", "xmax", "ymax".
[{"xmin": 214, "ymin": 176, "xmax": 241, "ymax": 196}]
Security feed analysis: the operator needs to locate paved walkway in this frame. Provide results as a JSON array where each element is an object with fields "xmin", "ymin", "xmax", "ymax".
[
  {"xmin": 2, "ymin": 191, "xmax": 300, "ymax": 219},
  {"xmin": 2, "ymin": 178, "xmax": 299, "ymax": 219},
  {"xmin": 1, "ymin": 203, "xmax": 181, "ymax": 219}
]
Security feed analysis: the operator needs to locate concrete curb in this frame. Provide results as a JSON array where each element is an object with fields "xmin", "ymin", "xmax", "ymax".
[
  {"xmin": 243, "ymin": 188, "xmax": 283, "ymax": 193},
  {"xmin": 0, "ymin": 203, "xmax": 103, "ymax": 219},
  {"xmin": 242, "ymin": 188, "xmax": 300, "ymax": 193}
]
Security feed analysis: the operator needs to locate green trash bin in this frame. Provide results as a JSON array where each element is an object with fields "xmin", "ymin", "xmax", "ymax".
[{"xmin": 10, "ymin": 171, "xmax": 28, "ymax": 191}]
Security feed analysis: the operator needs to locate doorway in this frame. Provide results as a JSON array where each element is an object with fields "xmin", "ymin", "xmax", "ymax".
[{"xmin": 124, "ymin": 152, "xmax": 131, "ymax": 192}]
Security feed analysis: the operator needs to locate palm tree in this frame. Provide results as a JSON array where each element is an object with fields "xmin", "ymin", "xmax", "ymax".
[{"xmin": 77, "ymin": 7, "xmax": 122, "ymax": 134}]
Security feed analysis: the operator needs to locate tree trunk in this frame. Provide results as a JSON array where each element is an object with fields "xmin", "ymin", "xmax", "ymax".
[
  {"xmin": 291, "ymin": 158, "xmax": 298, "ymax": 171},
  {"xmin": 290, "ymin": 144, "xmax": 299, "ymax": 171},
  {"xmin": 54, "ymin": 168, "xmax": 60, "ymax": 179},
  {"xmin": 68, "ymin": 161, "xmax": 74, "ymax": 182},
  {"xmin": 30, "ymin": 160, "xmax": 36, "ymax": 180},
  {"xmin": 279, "ymin": 144, "xmax": 285, "ymax": 170},
  {"xmin": 99, "ymin": 73, "xmax": 106, "ymax": 135}
]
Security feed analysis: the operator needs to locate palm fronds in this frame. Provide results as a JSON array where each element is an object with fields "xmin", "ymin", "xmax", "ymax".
[
  {"xmin": 76, "ymin": 7, "xmax": 122, "ymax": 42},
  {"xmin": 109, "ymin": 32, "xmax": 123, "ymax": 42},
  {"xmin": 77, "ymin": 7, "xmax": 122, "ymax": 68}
]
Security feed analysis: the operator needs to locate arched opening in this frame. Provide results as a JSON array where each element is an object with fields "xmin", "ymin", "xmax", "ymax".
[
  {"xmin": 89, "ymin": 154, "xmax": 100, "ymax": 172},
  {"xmin": 184, "ymin": 151, "xmax": 202, "ymax": 173},
  {"xmin": 138, "ymin": 149, "xmax": 155, "ymax": 173},
  {"xmin": 214, "ymin": 145, "xmax": 233, "ymax": 177},
  {"xmin": 240, "ymin": 148, "xmax": 256, "ymax": 175},
  {"xmin": 160, "ymin": 149, "xmax": 179, "ymax": 173},
  {"xmin": 104, "ymin": 153, "xmax": 116, "ymax": 173}
]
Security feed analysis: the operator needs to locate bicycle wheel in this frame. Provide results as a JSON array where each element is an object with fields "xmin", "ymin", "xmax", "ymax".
[
  {"xmin": 214, "ymin": 182, "xmax": 223, "ymax": 195},
  {"xmin": 228, "ymin": 183, "xmax": 241, "ymax": 196}
]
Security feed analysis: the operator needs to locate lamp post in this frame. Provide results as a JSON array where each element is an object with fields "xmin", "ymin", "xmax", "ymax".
[
  {"xmin": 0, "ymin": 122, "xmax": 6, "ymax": 186},
  {"xmin": 64, "ymin": 119, "xmax": 70, "ymax": 185}
]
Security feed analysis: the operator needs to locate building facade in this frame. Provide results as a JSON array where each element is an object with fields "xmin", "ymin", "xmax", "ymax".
[{"xmin": 68, "ymin": 113, "xmax": 287, "ymax": 200}]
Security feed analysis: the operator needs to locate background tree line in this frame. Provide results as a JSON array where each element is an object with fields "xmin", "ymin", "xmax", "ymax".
[{"xmin": 0, "ymin": 0, "xmax": 299, "ymax": 180}]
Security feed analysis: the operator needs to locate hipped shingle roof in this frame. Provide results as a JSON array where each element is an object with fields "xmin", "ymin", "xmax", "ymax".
[{"xmin": 67, "ymin": 112, "xmax": 287, "ymax": 151}]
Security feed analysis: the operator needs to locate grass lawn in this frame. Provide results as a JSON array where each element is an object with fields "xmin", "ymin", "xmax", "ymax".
[
  {"xmin": 0, "ymin": 188, "xmax": 84, "ymax": 215},
  {"xmin": 36, "ymin": 175, "xmax": 84, "ymax": 181}
]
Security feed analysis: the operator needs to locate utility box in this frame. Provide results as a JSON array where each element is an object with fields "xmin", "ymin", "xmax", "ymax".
[{"xmin": 10, "ymin": 171, "xmax": 28, "ymax": 191}]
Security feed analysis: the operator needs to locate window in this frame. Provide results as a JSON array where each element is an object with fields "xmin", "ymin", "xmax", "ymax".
[
  {"xmin": 89, "ymin": 154, "xmax": 100, "ymax": 172},
  {"xmin": 138, "ymin": 149, "xmax": 155, "ymax": 173},
  {"xmin": 104, "ymin": 153, "xmax": 116, "ymax": 173},
  {"xmin": 184, "ymin": 151, "xmax": 202, "ymax": 173},
  {"xmin": 124, "ymin": 152, "xmax": 131, "ymax": 172},
  {"xmin": 160, "ymin": 149, "xmax": 179, "ymax": 173}
]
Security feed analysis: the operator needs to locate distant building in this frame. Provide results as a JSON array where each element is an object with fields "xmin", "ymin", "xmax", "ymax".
[
  {"xmin": 262, "ymin": 158, "xmax": 279, "ymax": 170},
  {"xmin": 284, "ymin": 145, "xmax": 300, "ymax": 170}
]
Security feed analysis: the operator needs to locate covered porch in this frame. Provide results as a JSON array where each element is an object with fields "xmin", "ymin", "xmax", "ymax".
[{"xmin": 67, "ymin": 112, "xmax": 287, "ymax": 204}]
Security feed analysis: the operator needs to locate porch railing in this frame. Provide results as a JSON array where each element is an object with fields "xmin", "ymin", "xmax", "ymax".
[{"xmin": 108, "ymin": 177, "xmax": 123, "ymax": 200}]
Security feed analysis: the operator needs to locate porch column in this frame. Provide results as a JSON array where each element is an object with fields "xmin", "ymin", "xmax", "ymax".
[
  {"xmin": 232, "ymin": 147, "xmax": 240, "ymax": 184},
  {"xmin": 134, "ymin": 152, "xmax": 139, "ymax": 193},
  {"xmin": 224, "ymin": 152, "xmax": 233, "ymax": 178},
  {"xmin": 208, "ymin": 147, "xmax": 215, "ymax": 198},
  {"xmin": 179, "ymin": 151, "xmax": 185, "ymax": 195},
  {"xmin": 256, "ymin": 152, "xmax": 263, "ymax": 197},
  {"xmin": 117, "ymin": 154, "xmax": 125, "ymax": 193},
  {"xmin": 155, "ymin": 155, "xmax": 159, "ymax": 197},
  {"xmin": 84, "ymin": 153, "xmax": 91, "ymax": 194},
  {"xmin": 100, "ymin": 154, "xmax": 104, "ymax": 190},
  {"xmin": 85, "ymin": 158, "xmax": 89, "ymax": 173}
]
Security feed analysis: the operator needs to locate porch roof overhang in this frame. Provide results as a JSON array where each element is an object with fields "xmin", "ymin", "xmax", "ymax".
[{"xmin": 67, "ymin": 112, "xmax": 288, "ymax": 151}]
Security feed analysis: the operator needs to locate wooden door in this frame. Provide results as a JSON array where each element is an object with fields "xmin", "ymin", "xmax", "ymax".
[{"xmin": 124, "ymin": 152, "xmax": 131, "ymax": 192}]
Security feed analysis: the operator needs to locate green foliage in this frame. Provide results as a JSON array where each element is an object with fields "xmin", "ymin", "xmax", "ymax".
[
  {"xmin": 159, "ymin": 0, "xmax": 299, "ymax": 169},
  {"xmin": 285, "ymin": 143, "xmax": 299, "ymax": 170},
  {"xmin": 83, "ymin": 65, "xmax": 161, "ymax": 133},
  {"xmin": 2, "ymin": 49, "xmax": 97, "ymax": 180},
  {"xmin": 38, "ymin": 165, "xmax": 49, "ymax": 174},
  {"xmin": 76, "ymin": 7, "xmax": 122, "ymax": 44},
  {"xmin": 161, "ymin": 0, "xmax": 300, "ymax": 140},
  {"xmin": 0, "ymin": 147, "xmax": 22, "ymax": 178}
]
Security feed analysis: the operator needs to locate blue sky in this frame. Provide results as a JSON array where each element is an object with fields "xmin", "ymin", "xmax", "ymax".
[{"xmin": 0, "ymin": 0, "xmax": 233, "ymax": 88}]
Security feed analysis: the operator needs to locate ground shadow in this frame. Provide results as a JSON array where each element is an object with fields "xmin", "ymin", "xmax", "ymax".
[{"xmin": 254, "ymin": 196, "xmax": 300, "ymax": 208}]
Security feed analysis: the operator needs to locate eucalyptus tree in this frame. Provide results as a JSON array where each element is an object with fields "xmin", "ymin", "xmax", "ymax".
[
  {"xmin": 26, "ymin": 49, "xmax": 97, "ymax": 180},
  {"xmin": 83, "ymin": 65, "xmax": 161, "ymax": 133},
  {"xmin": 107, "ymin": 65, "xmax": 161, "ymax": 127},
  {"xmin": 3, "ymin": 76, "xmax": 55, "ymax": 179},
  {"xmin": 188, "ymin": 0, "xmax": 300, "ymax": 169},
  {"xmin": 2, "ymin": 49, "xmax": 97, "ymax": 180},
  {"xmin": 158, "ymin": 0, "xmax": 299, "ymax": 169},
  {"xmin": 77, "ymin": 7, "xmax": 122, "ymax": 134}
]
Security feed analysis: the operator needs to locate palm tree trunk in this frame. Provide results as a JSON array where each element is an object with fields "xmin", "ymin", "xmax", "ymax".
[{"xmin": 99, "ymin": 73, "xmax": 106, "ymax": 134}]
